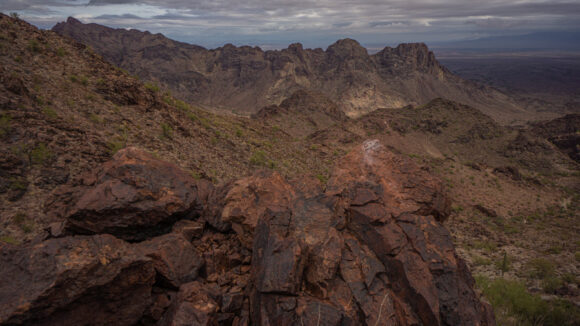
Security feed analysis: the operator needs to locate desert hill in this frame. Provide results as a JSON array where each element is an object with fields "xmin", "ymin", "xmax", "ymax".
[
  {"xmin": 53, "ymin": 17, "xmax": 528, "ymax": 124},
  {"xmin": 1, "ymin": 13, "xmax": 579, "ymax": 325}
]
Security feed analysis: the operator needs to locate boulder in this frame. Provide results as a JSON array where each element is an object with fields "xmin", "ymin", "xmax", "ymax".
[
  {"xmin": 0, "ymin": 234, "xmax": 155, "ymax": 325},
  {"xmin": 158, "ymin": 281, "xmax": 221, "ymax": 326},
  {"xmin": 47, "ymin": 147, "xmax": 207, "ymax": 241},
  {"xmin": 135, "ymin": 233, "xmax": 204, "ymax": 288}
]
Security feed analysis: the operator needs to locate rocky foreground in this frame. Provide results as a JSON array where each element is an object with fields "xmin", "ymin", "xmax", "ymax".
[{"xmin": 0, "ymin": 140, "xmax": 494, "ymax": 325}]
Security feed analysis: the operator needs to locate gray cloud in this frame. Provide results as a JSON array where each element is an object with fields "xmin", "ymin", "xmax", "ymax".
[{"xmin": 3, "ymin": 0, "xmax": 580, "ymax": 48}]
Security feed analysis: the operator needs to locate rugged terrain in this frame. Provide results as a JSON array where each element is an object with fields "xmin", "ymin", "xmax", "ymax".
[
  {"xmin": 1, "ymin": 13, "xmax": 580, "ymax": 326},
  {"xmin": 52, "ymin": 17, "xmax": 528, "ymax": 124}
]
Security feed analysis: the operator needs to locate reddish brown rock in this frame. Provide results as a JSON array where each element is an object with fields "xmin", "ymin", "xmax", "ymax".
[
  {"xmin": 135, "ymin": 233, "xmax": 204, "ymax": 288},
  {"xmin": 0, "ymin": 234, "xmax": 155, "ymax": 326},
  {"xmin": 47, "ymin": 147, "xmax": 207, "ymax": 241},
  {"xmin": 6, "ymin": 141, "xmax": 494, "ymax": 325},
  {"xmin": 158, "ymin": 281, "xmax": 221, "ymax": 326},
  {"xmin": 239, "ymin": 140, "xmax": 493, "ymax": 326}
]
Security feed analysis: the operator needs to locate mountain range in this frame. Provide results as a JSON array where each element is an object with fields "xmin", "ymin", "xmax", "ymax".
[{"xmin": 53, "ymin": 17, "xmax": 529, "ymax": 124}]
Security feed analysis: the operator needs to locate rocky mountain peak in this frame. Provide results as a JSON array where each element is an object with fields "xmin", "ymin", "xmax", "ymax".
[
  {"xmin": 66, "ymin": 16, "xmax": 82, "ymax": 25},
  {"xmin": 326, "ymin": 38, "xmax": 369, "ymax": 58},
  {"xmin": 374, "ymin": 42, "xmax": 442, "ymax": 73}
]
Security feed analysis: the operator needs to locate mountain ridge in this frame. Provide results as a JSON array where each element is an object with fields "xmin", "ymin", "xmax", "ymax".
[{"xmin": 53, "ymin": 17, "xmax": 528, "ymax": 124}]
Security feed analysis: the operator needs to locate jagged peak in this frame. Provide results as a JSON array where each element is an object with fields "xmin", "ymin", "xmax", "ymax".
[
  {"xmin": 326, "ymin": 38, "xmax": 368, "ymax": 58},
  {"xmin": 66, "ymin": 16, "xmax": 82, "ymax": 25}
]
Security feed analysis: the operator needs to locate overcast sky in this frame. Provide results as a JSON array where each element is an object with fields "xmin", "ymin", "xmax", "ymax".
[{"xmin": 2, "ymin": 0, "xmax": 580, "ymax": 49}]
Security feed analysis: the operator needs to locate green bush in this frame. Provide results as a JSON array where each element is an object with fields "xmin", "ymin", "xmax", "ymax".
[
  {"xmin": 30, "ymin": 143, "xmax": 53, "ymax": 165},
  {"xmin": 144, "ymin": 82, "xmax": 160, "ymax": 93},
  {"xmin": 56, "ymin": 47, "xmax": 66, "ymax": 57},
  {"xmin": 69, "ymin": 75, "xmax": 88, "ymax": 85},
  {"xmin": 527, "ymin": 258, "xmax": 555, "ymax": 279},
  {"xmin": 476, "ymin": 276, "xmax": 580, "ymax": 326},
  {"xmin": 0, "ymin": 236, "xmax": 19, "ymax": 245},
  {"xmin": 249, "ymin": 150, "xmax": 275, "ymax": 169},
  {"xmin": 315, "ymin": 174, "xmax": 328, "ymax": 184},
  {"xmin": 0, "ymin": 114, "xmax": 11, "ymax": 138},
  {"xmin": 42, "ymin": 106, "xmax": 58, "ymax": 119},
  {"xmin": 160, "ymin": 123, "xmax": 173, "ymax": 139},
  {"xmin": 28, "ymin": 39, "xmax": 41, "ymax": 53}
]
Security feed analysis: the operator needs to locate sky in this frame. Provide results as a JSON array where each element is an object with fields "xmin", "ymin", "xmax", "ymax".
[{"xmin": 2, "ymin": 0, "xmax": 580, "ymax": 50}]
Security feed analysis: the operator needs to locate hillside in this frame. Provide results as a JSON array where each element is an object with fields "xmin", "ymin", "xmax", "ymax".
[
  {"xmin": 1, "ymin": 13, "xmax": 579, "ymax": 325},
  {"xmin": 52, "ymin": 17, "xmax": 528, "ymax": 124}
]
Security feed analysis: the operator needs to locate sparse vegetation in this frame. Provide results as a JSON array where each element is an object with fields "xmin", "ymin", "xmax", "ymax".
[
  {"xmin": 161, "ymin": 123, "xmax": 173, "ymax": 139},
  {"xmin": 144, "ymin": 82, "xmax": 160, "ymax": 93},
  {"xmin": 315, "ymin": 174, "xmax": 329, "ymax": 184},
  {"xmin": 0, "ymin": 114, "xmax": 11, "ymax": 138},
  {"xmin": 56, "ymin": 47, "xmax": 66, "ymax": 57},
  {"xmin": 69, "ymin": 74, "xmax": 88, "ymax": 85},
  {"xmin": 30, "ymin": 143, "xmax": 53, "ymax": 165},
  {"xmin": 41, "ymin": 106, "xmax": 58, "ymax": 119},
  {"xmin": 475, "ymin": 276, "xmax": 580, "ymax": 326},
  {"xmin": 89, "ymin": 113, "xmax": 104, "ymax": 124},
  {"xmin": 527, "ymin": 258, "xmax": 555, "ymax": 280},
  {"xmin": 0, "ymin": 236, "xmax": 19, "ymax": 245},
  {"xmin": 249, "ymin": 150, "xmax": 276, "ymax": 169},
  {"xmin": 27, "ymin": 39, "xmax": 41, "ymax": 53}
]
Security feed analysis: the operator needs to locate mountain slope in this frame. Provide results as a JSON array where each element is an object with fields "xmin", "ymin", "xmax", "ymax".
[{"xmin": 53, "ymin": 17, "xmax": 527, "ymax": 124}]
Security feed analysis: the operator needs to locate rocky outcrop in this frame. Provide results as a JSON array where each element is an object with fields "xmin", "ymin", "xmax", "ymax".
[
  {"xmin": 52, "ymin": 18, "xmax": 525, "ymax": 122},
  {"xmin": 531, "ymin": 114, "xmax": 580, "ymax": 163},
  {"xmin": 0, "ymin": 141, "xmax": 494, "ymax": 325},
  {"xmin": 46, "ymin": 147, "xmax": 207, "ymax": 241},
  {"xmin": 0, "ymin": 234, "xmax": 156, "ymax": 326}
]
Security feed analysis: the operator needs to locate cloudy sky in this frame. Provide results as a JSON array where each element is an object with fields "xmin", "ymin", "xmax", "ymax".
[{"xmin": 2, "ymin": 0, "xmax": 580, "ymax": 49}]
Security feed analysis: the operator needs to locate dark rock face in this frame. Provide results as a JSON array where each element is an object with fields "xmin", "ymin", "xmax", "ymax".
[
  {"xmin": 46, "ymin": 147, "xmax": 204, "ymax": 241},
  {"xmin": 0, "ymin": 141, "xmax": 494, "ymax": 325},
  {"xmin": 0, "ymin": 234, "xmax": 156, "ymax": 326},
  {"xmin": 531, "ymin": 114, "xmax": 580, "ymax": 163},
  {"xmin": 135, "ymin": 233, "xmax": 205, "ymax": 288}
]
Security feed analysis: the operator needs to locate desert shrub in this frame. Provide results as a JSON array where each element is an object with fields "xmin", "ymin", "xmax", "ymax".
[
  {"xmin": 13, "ymin": 213, "xmax": 33, "ymax": 233},
  {"xmin": 542, "ymin": 276, "xmax": 563, "ymax": 294},
  {"xmin": 9, "ymin": 177, "xmax": 27, "ymax": 191},
  {"xmin": 41, "ymin": 106, "xmax": 58, "ymax": 118},
  {"xmin": 470, "ymin": 240, "xmax": 497, "ymax": 253},
  {"xmin": 89, "ymin": 113, "xmax": 104, "ymax": 124},
  {"xmin": 56, "ymin": 47, "xmax": 66, "ymax": 57},
  {"xmin": 144, "ymin": 82, "xmax": 160, "ymax": 92},
  {"xmin": 473, "ymin": 255, "xmax": 491, "ymax": 266},
  {"xmin": 315, "ymin": 174, "xmax": 329, "ymax": 184},
  {"xmin": 527, "ymin": 258, "xmax": 555, "ymax": 279},
  {"xmin": 107, "ymin": 140, "xmax": 125, "ymax": 155},
  {"xmin": 0, "ymin": 236, "xmax": 19, "ymax": 245},
  {"xmin": 28, "ymin": 39, "xmax": 41, "ymax": 53},
  {"xmin": 250, "ymin": 150, "xmax": 275, "ymax": 169},
  {"xmin": 160, "ymin": 123, "xmax": 173, "ymax": 139},
  {"xmin": 69, "ymin": 74, "xmax": 88, "ymax": 85},
  {"xmin": 0, "ymin": 114, "xmax": 11, "ymax": 138},
  {"xmin": 30, "ymin": 143, "xmax": 53, "ymax": 165},
  {"xmin": 475, "ymin": 276, "xmax": 580, "ymax": 326}
]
